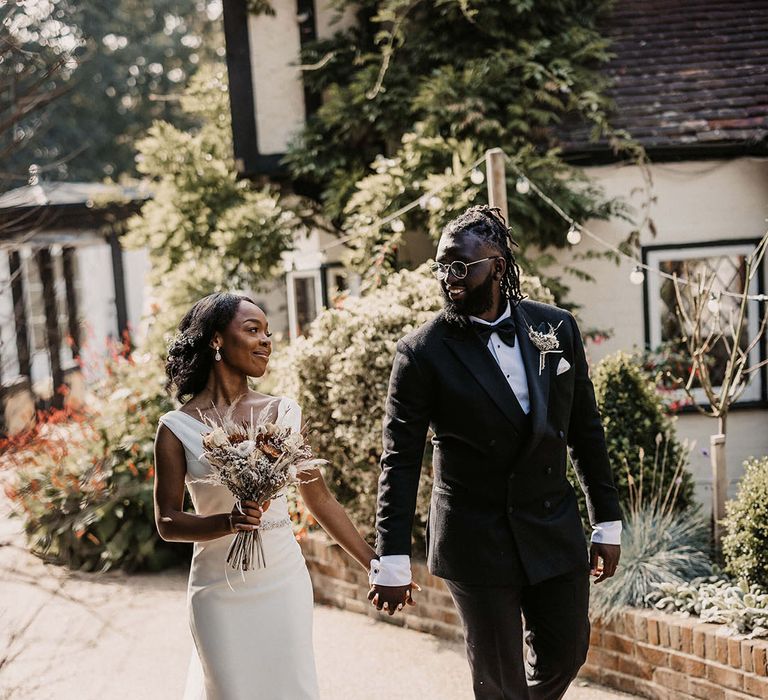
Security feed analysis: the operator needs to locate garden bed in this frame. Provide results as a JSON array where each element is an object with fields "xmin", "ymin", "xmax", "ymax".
[{"xmin": 299, "ymin": 533, "xmax": 768, "ymax": 699}]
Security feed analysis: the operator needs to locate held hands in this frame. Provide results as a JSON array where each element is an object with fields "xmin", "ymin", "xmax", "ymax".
[
  {"xmin": 590, "ymin": 542, "xmax": 620, "ymax": 583},
  {"xmin": 228, "ymin": 499, "xmax": 271, "ymax": 533},
  {"xmin": 367, "ymin": 583, "xmax": 420, "ymax": 616}
]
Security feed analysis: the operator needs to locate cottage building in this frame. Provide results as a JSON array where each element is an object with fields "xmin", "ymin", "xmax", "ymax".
[
  {"xmin": 0, "ymin": 180, "xmax": 151, "ymax": 434},
  {"xmin": 222, "ymin": 0, "xmax": 768, "ymax": 506}
]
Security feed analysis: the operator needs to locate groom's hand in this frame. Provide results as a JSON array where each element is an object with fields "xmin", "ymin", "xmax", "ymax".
[
  {"xmin": 590, "ymin": 543, "xmax": 620, "ymax": 583},
  {"xmin": 367, "ymin": 583, "xmax": 419, "ymax": 616}
]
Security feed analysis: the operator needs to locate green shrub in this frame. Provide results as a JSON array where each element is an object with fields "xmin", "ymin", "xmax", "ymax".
[
  {"xmin": 589, "ymin": 435, "xmax": 711, "ymax": 622},
  {"xmin": 722, "ymin": 456, "xmax": 768, "ymax": 590},
  {"xmin": 585, "ymin": 351, "xmax": 695, "ymax": 521},
  {"xmin": 2, "ymin": 351, "xmax": 189, "ymax": 572},
  {"xmin": 272, "ymin": 264, "xmax": 553, "ymax": 548}
]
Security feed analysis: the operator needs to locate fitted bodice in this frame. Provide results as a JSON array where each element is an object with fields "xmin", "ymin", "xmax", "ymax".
[
  {"xmin": 160, "ymin": 397, "xmax": 301, "ymax": 590},
  {"xmin": 158, "ymin": 397, "xmax": 303, "ymax": 555}
]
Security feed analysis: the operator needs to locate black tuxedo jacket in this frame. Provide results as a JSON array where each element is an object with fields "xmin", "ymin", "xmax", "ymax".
[{"xmin": 375, "ymin": 298, "xmax": 622, "ymax": 585}]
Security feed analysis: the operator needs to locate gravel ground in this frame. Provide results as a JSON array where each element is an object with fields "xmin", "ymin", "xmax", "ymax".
[{"xmin": 0, "ymin": 508, "xmax": 638, "ymax": 700}]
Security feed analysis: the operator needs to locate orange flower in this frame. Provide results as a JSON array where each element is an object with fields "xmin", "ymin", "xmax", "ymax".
[
  {"xmin": 127, "ymin": 461, "xmax": 139, "ymax": 477},
  {"xmin": 86, "ymin": 533, "xmax": 100, "ymax": 545}
]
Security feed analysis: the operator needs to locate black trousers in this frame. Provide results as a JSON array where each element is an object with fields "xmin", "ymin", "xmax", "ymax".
[{"xmin": 445, "ymin": 567, "xmax": 590, "ymax": 700}]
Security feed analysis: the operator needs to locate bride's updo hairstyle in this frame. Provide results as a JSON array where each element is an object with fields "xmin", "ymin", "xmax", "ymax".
[{"xmin": 165, "ymin": 292, "xmax": 256, "ymax": 401}]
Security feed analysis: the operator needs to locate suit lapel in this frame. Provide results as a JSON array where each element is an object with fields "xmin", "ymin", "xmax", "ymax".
[
  {"xmin": 443, "ymin": 325, "xmax": 528, "ymax": 433},
  {"xmin": 512, "ymin": 302, "xmax": 552, "ymax": 454}
]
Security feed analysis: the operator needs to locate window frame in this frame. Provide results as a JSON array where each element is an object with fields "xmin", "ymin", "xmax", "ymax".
[{"xmin": 642, "ymin": 237, "xmax": 767, "ymax": 408}]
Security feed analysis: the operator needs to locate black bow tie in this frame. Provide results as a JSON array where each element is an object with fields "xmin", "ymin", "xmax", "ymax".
[{"xmin": 471, "ymin": 316, "xmax": 516, "ymax": 347}]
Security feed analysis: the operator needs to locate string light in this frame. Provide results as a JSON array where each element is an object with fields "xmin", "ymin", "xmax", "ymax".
[
  {"xmin": 566, "ymin": 224, "xmax": 582, "ymax": 245},
  {"xmin": 503, "ymin": 155, "xmax": 768, "ymax": 303},
  {"xmin": 427, "ymin": 195, "xmax": 443, "ymax": 211},
  {"xmin": 630, "ymin": 266, "xmax": 645, "ymax": 285},
  {"xmin": 707, "ymin": 293, "xmax": 721, "ymax": 314},
  {"xmin": 285, "ymin": 148, "xmax": 768, "ymax": 305}
]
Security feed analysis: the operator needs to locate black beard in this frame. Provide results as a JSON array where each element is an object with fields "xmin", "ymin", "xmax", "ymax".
[{"xmin": 440, "ymin": 272, "xmax": 496, "ymax": 324}]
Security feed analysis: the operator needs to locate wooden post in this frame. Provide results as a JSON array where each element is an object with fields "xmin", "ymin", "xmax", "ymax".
[
  {"xmin": 108, "ymin": 225, "xmax": 130, "ymax": 349},
  {"xmin": 711, "ymin": 433, "xmax": 727, "ymax": 560},
  {"xmin": 35, "ymin": 248, "xmax": 65, "ymax": 409},
  {"xmin": 8, "ymin": 251, "xmax": 31, "ymax": 380},
  {"xmin": 485, "ymin": 148, "xmax": 508, "ymax": 225}
]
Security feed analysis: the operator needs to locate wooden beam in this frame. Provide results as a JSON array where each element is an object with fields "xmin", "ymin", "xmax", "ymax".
[
  {"xmin": 62, "ymin": 246, "xmax": 81, "ymax": 357},
  {"xmin": 8, "ymin": 251, "xmax": 31, "ymax": 379},
  {"xmin": 108, "ymin": 226, "xmax": 130, "ymax": 347},
  {"xmin": 35, "ymin": 248, "xmax": 64, "ymax": 409}
]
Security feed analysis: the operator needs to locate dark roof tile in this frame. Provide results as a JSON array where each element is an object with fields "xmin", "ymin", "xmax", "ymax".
[{"xmin": 560, "ymin": 0, "xmax": 768, "ymax": 156}]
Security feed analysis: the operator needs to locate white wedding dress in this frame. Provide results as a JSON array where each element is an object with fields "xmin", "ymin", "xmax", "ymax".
[{"xmin": 158, "ymin": 397, "xmax": 320, "ymax": 700}]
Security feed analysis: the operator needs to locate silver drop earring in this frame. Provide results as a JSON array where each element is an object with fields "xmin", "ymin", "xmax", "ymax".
[{"xmin": 214, "ymin": 347, "xmax": 222, "ymax": 362}]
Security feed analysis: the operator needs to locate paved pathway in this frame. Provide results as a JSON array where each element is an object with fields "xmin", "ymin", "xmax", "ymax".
[{"xmin": 0, "ymin": 510, "xmax": 637, "ymax": 700}]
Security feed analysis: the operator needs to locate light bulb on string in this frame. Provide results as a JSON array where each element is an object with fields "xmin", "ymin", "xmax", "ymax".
[
  {"xmin": 629, "ymin": 266, "xmax": 645, "ymax": 285},
  {"xmin": 707, "ymin": 293, "xmax": 721, "ymax": 314},
  {"xmin": 470, "ymin": 168, "xmax": 485, "ymax": 185},
  {"xmin": 566, "ymin": 224, "xmax": 582, "ymax": 245},
  {"xmin": 427, "ymin": 195, "xmax": 443, "ymax": 211},
  {"xmin": 390, "ymin": 218, "xmax": 405, "ymax": 233},
  {"xmin": 515, "ymin": 177, "xmax": 530, "ymax": 195},
  {"xmin": 418, "ymin": 195, "xmax": 428, "ymax": 210}
]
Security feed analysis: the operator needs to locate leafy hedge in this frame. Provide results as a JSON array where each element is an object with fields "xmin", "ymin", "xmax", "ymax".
[
  {"xmin": 587, "ymin": 351, "xmax": 695, "ymax": 518},
  {"xmin": 272, "ymin": 264, "xmax": 554, "ymax": 548},
  {"xmin": 722, "ymin": 456, "xmax": 768, "ymax": 590}
]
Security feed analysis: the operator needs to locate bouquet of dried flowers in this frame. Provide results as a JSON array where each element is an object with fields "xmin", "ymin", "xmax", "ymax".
[{"xmin": 196, "ymin": 403, "xmax": 324, "ymax": 571}]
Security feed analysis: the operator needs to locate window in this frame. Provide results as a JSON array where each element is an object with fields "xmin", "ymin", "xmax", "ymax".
[
  {"xmin": 286, "ymin": 270, "xmax": 322, "ymax": 341},
  {"xmin": 644, "ymin": 241, "xmax": 766, "ymax": 405}
]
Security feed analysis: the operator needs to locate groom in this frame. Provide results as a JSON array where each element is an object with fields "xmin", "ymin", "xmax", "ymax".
[{"xmin": 369, "ymin": 206, "xmax": 622, "ymax": 700}]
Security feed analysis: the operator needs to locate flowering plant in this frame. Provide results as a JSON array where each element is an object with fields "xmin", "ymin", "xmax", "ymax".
[{"xmin": 197, "ymin": 402, "xmax": 325, "ymax": 571}]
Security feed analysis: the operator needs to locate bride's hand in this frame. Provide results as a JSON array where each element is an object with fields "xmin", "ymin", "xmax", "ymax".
[{"xmin": 228, "ymin": 500, "xmax": 269, "ymax": 532}]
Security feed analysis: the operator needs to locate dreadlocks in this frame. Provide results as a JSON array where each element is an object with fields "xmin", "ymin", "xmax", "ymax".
[{"xmin": 443, "ymin": 205, "xmax": 525, "ymax": 305}]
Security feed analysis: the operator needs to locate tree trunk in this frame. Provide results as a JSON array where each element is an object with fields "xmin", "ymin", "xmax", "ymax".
[{"xmin": 710, "ymin": 429, "xmax": 727, "ymax": 563}]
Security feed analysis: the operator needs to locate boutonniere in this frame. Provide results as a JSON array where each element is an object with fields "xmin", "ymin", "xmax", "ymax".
[{"xmin": 527, "ymin": 321, "xmax": 564, "ymax": 376}]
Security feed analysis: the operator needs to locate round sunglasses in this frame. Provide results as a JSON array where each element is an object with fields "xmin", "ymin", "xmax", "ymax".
[{"xmin": 429, "ymin": 256, "xmax": 501, "ymax": 281}]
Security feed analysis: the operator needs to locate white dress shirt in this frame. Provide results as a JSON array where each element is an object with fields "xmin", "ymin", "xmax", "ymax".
[{"xmin": 371, "ymin": 303, "xmax": 621, "ymax": 586}]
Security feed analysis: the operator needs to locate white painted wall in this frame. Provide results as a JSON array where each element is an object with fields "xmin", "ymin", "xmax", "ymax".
[
  {"xmin": 0, "ymin": 254, "xmax": 19, "ymax": 381},
  {"xmin": 247, "ymin": 2, "xmax": 305, "ymax": 155},
  {"xmin": 247, "ymin": 0, "xmax": 358, "ymax": 155},
  {"xmin": 533, "ymin": 157, "xmax": 768, "ymax": 508},
  {"xmin": 122, "ymin": 247, "xmax": 150, "ymax": 336}
]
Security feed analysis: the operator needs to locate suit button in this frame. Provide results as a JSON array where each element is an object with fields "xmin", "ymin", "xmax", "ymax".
[
  {"xmin": 489, "ymin": 439, "xmax": 496, "ymax": 447},
  {"xmin": 509, "ymin": 472, "xmax": 516, "ymax": 480},
  {"xmin": 543, "ymin": 500, "xmax": 551, "ymax": 510},
  {"xmin": 507, "ymin": 506, "xmax": 515, "ymax": 515},
  {"xmin": 558, "ymin": 430, "xmax": 565, "ymax": 439},
  {"xmin": 545, "ymin": 466, "xmax": 553, "ymax": 475}
]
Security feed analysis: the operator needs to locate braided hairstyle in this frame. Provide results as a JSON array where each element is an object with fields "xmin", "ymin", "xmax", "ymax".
[
  {"xmin": 443, "ymin": 205, "xmax": 525, "ymax": 305},
  {"xmin": 164, "ymin": 292, "xmax": 256, "ymax": 401}
]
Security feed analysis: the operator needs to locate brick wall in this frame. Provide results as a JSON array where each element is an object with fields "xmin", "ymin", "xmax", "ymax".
[
  {"xmin": 299, "ymin": 533, "xmax": 768, "ymax": 699},
  {"xmin": 582, "ymin": 608, "xmax": 768, "ymax": 699},
  {"xmin": 299, "ymin": 531, "xmax": 463, "ymax": 641}
]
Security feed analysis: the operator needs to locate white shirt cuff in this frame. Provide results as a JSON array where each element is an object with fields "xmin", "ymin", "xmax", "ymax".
[
  {"xmin": 369, "ymin": 555, "xmax": 412, "ymax": 586},
  {"xmin": 591, "ymin": 520, "xmax": 622, "ymax": 545}
]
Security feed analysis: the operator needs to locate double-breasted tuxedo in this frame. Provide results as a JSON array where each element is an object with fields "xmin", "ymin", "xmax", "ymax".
[{"xmin": 375, "ymin": 297, "xmax": 622, "ymax": 584}]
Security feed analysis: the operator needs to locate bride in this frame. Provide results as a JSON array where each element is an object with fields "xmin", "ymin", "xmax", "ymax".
[{"xmin": 153, "ymin": 292, "xmax": 379, "ymax": 699}]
